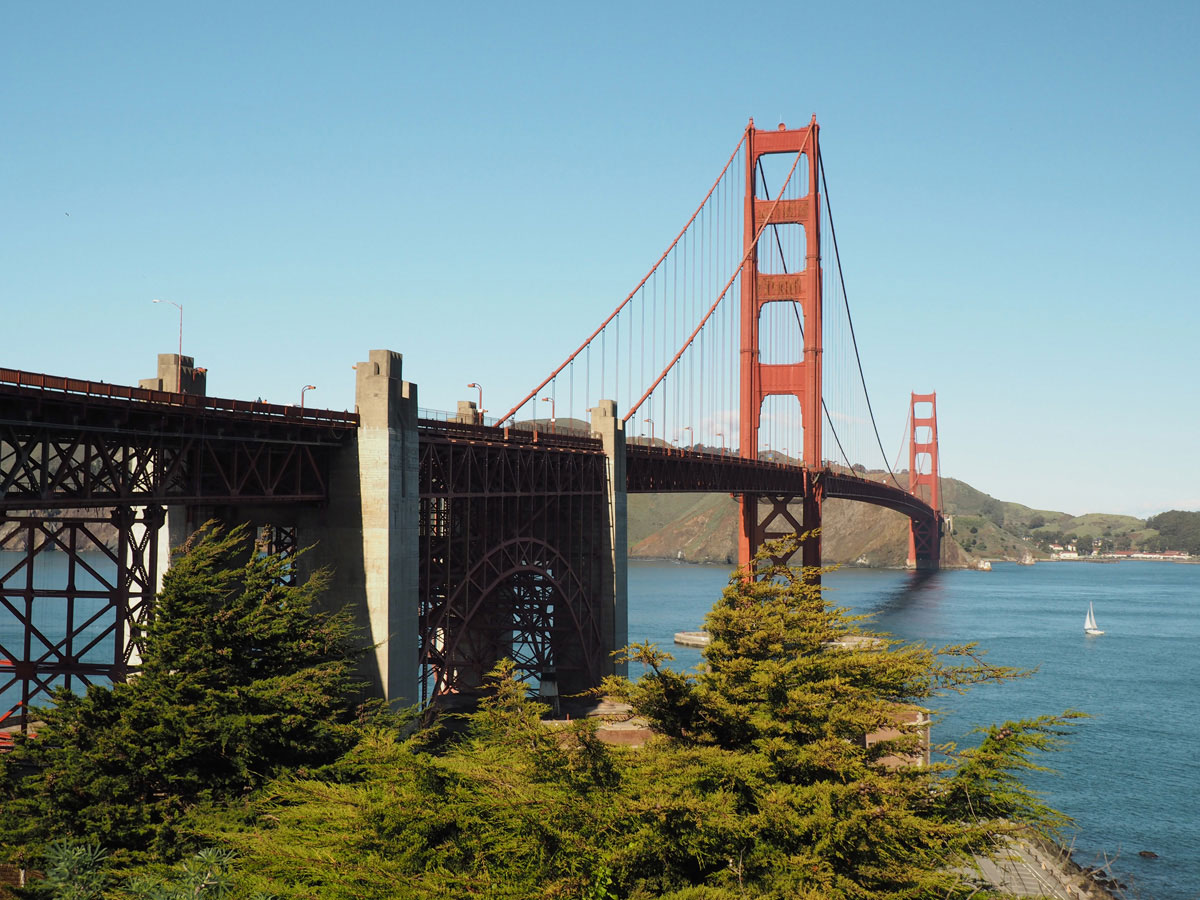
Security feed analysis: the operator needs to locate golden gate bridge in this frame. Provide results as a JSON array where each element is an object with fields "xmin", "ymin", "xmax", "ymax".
[{"xmin": 0, "ymin": 117, "xmax": 942, "ymax": 726}]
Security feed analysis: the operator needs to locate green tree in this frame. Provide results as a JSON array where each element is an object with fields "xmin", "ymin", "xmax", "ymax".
[
  {"xmin": 208, "ymin": 661, "xmax": 626, "ymax": 899},
  {"xmin": 608, "ymin": 537, "xmax": 1079, "ymax": 898},
  {"xmin": 11, "ymin": 532, "xmax": 1080, "ymax": 899},
  {"xmin": 1146, "ymin": 510, "xmax": 1200, "ymax": 554},
  {"xmin": 0, "ymin": 523, "xmax": 363, "ymax": 870},
  {"xmin": 192, "ymin": 536, "xmax": 1079, "ymax": 900}
]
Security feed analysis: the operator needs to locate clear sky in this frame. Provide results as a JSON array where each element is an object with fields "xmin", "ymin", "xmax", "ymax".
[{"xmin": 3, "ymin": 2, "xmax": 1198, "ymax": 518}]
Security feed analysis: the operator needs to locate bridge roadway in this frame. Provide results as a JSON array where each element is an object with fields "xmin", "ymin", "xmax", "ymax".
[
  {"xmin": 0, "ymin": 355, "xmax": 940, "ymax": 723},
  {"xmin": 419, "ymin": 418, "xmax": 935, "ymax": 517}
]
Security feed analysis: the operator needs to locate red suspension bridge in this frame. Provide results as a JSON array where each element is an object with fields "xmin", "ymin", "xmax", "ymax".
[
  {"xmin": 0, "ymin": 117, "xmax": 943, "ymax": 723},
  {"xmin": 498, "ymin": 116, "xmax": 942, "ymax": 576}
]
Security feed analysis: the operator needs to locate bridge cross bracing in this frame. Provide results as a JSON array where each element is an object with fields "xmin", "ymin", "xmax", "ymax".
[{"xmin": 0, "ymin": 117, "xmax": 942, "ymax": 726}]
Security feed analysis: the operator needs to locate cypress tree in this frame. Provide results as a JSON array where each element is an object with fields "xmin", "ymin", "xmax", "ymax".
[
  {"xmin": 189, "ymin": 536, "xmax": 1080, "ymax": 899},
  {"xmin": 0, "ymin": 522, "xmax": 362, "ymax": 868},
  {"xmin": 611, "ymin": 536, "xmax": 1082, "ymax": 897}
]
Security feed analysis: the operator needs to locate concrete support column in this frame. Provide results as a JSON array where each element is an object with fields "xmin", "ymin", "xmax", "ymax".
[
  {"xmin": 140, "ymin": 354, "xmax": 207, "ymax": 662},
  {"xmin": 590, "ymin": 400, "xmax": 628, "ymax": 677},
  {"xmin": 354, "ymin": 350, "xmax": 420, "ymax": 706}
]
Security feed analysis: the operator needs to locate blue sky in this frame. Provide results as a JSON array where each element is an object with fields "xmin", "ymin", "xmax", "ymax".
[{"xmin": 3, "ymin": 2, "xmax": 1198, "ymax": 517}]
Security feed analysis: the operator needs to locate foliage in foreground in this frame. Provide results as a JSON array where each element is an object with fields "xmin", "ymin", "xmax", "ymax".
[
  {"xmin": 2, "ymin": 534, "xmax": 1082, "ymax": 899},
  {"xmin": 0, "ymin": 523, "xmax": 362, "ymax": 872}
]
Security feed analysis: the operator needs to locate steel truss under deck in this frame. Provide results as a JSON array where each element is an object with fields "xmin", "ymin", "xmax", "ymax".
[
  {"xmin": 0, "ymin": 370, "xmax": 355, "ymax": 510},
  {"xmin": 0, "ymin": 508, "xmax": 162, "ymax": 728},
  {"xmin": 418, "ymin": 422, "xmax": 609, "ymax": 701}
]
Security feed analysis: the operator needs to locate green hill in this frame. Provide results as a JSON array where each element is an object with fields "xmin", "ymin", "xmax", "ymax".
[{"xmin": 629, "ymin": 472, "xmax": 1168, "ymax": 568}]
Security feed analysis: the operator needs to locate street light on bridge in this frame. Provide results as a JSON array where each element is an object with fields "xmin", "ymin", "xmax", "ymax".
[
  {"xmin": 151, "ymin": 298, "xmax": 183, "ymax": 393},
  {"xmin": 540, "ymin": 396, "xmax": 556, "ymax": 433},
  {"xmin": 683, "ymin": 425, "xmax": 693, "ymax": 449},
  {"xmin": 643, "ymin": 418, "xmax": 654, "ymax": 446},
  {"xmin": 467, "ymin": 382, "xmax": 484, "ymax": 423},
  {"xmin": 300, "ymin": 384, "xmax": 317, "ymax": 408},
  {"xmin": 715, "ymin": 431, "xmax": 725, "ymax": 454}
]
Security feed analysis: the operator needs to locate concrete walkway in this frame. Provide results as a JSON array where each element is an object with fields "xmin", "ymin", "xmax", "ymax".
[{"xmin": 971, "ymin": 839, "xmax": 1114, "ymax": 899}]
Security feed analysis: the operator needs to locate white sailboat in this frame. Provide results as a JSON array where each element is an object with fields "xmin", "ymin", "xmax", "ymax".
[{"xmin": 1084, "ymin": 602, "xmax": 1104, "ymax": 636}]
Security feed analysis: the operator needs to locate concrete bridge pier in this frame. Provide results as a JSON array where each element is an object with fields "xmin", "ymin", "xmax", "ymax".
[
  {"xmin": 257, "ymin": 350, "xmax": 421, "ymax": 708},
  {"xmin": 590, "ymin": 400, "xmax": 628, "ymax": 678},
  {"xmin": 343, "ymin": 350, "xmax": 420, "ymax": 706},
  {"xmin": 146, "ymin": 349, "xmax": 421, "ymax": 709}
]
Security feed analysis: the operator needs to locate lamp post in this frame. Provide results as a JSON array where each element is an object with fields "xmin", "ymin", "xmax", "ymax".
[
  {"xmin": 152, "ymin": 299, "xmax": 183, "ymax": 393},
  {"xmin": 540, "ymin": 396, "xmax": 556, "ymax": 433},
  {"xmin": 643, "ymin": 418, "xmax": 654, "ymax": 446},
  {"xmin": 683, "ymin": 426, "xmax": 694, "ymax": 450},
  {"xmin": 467, "ymin": 382, "xmax": 483, "ymax": 423},
  {"xmin": 300, "ymin": 384, "xmax": 316, "ymax": 409},
  {"xmin": 715, "ymin": 431, "xmax": 725, "ymax": 454}
]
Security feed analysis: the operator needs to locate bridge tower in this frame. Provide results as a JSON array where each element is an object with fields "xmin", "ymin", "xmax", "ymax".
[
  {"xmin": 738, "ymin": 117, "xmax": 823, "ymax": 573},
  {"xmin": 907, "ymin": 392, "xmax": 942, "ymax": 569}
]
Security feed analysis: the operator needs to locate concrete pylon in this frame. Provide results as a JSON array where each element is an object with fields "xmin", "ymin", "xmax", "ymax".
[
  {"xmin": 353, "ymin": 350, "xmax": 420, "ymax": 705},
  {"xmin": 590, "ymin": 400, "xmax": 628, "ymax": 676},
  {"xmin": 138, "ymin": 353, "xmax": 206, "ymax": 396}
]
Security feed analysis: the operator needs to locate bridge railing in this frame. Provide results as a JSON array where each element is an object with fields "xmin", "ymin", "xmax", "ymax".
[
  {"xmin": 0, "ymin": 367, "xmax": 359, "ymax": 427},
  {"xmin": 626, "ymin": 442, "xmax": 806, "ymax": 469},
  {"xmin": 417, "ymin": 416, "xmax": 602, "ymax": 451}
]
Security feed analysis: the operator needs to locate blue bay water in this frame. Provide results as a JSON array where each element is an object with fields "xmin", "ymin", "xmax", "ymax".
[{"xmin": 629, "ymin": 558, "xmax": 1200, "ymax": 900}]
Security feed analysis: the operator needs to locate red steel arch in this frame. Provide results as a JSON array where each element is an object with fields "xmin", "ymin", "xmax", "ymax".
[{"xmin": 421, "ymin": 536, "xmax": 603, "ymax": 699}]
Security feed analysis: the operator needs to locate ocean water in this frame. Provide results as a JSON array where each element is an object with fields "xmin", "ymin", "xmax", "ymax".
[{"xmin": 628, "ymin": 559, "xmax": 1200, "ymax": 900}]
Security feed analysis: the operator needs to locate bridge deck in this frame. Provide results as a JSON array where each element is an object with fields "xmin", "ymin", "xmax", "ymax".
[
  {"xmin": 0, "ymin": 368, "xmax": 358, "ymax": 509},
  {"xmin": 0, "ymin": 367, "xmax": 359, "ymax": 432}
]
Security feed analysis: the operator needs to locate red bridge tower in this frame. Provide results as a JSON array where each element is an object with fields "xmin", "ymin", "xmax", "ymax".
[
  {"xmin": 907, "ymin": 392, "xmax": 942, "ymax": 569},
  {"xmin": 738, "ymin": 117, "xmax": 823, "ymax": 574}
]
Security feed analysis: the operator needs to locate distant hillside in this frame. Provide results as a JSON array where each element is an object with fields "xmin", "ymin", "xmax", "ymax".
[{"xmin": 629, "ymin": 471, "xmax": 1167, "ymax": 568}]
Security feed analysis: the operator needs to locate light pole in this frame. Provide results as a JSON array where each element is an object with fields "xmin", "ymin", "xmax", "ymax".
[
  {"xmin": 683, "ymin": 426, "xmax": 693, "ymax": 449},
  {"xmin": 643, "ymin": 418, "xmax": 654, "ymax": 446},
  {"xmin": 715, "ymin": 431, "xmax": 725, "ymax": 454},
  {"xmin": 300, "ymin": 384, "xmax": 316, "ymax": 408},
  {"xmin": 152, "ymin": 299, "xmax": 183, "ymax": 393},
  {"xmin": 540, "ymin": 396, "xmax": 556, "ymax": 433},
  {"xmin": 467, "ymin": 382, "xmax": 483, "ymax": 423}
]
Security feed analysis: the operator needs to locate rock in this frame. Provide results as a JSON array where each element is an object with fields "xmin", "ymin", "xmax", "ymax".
[{"xmin": 1138, "ymin": 850, "xmax": 1158, "ymax": 859}]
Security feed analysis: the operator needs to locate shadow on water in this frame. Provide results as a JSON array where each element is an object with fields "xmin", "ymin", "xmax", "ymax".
[{"xmin": 854, "ymin": 569, "xmax": 947, "ymax": 640}]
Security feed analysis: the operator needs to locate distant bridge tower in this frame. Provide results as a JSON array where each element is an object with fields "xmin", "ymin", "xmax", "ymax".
[
  {"xmin": 738, "ymin": 117, "xmax": 823, "ymax": 574},
  {"xmin": 907, "ymin": 392, "xmax": 942, "ymax": 569}
]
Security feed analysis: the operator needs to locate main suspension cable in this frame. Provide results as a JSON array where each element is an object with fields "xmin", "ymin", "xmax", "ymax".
[{"xmin": 818, "ymin": 150, "xmax": 904, "ymax": 490}]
